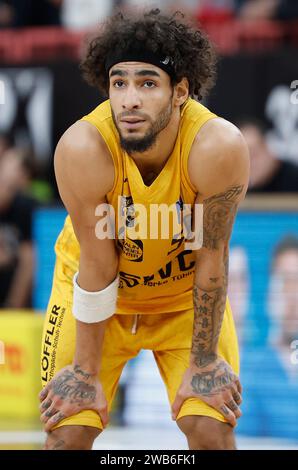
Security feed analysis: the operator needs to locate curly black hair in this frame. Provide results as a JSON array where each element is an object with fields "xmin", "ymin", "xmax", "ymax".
[{"xmin": 80, "ymin": 9, "xmax": 217, "ymax": 101}]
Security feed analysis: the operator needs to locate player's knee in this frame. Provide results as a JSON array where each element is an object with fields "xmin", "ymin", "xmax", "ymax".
[
  {"xmin": 44, "ymin": 425, "xmax": 102, "ymax": 450},
  {"xmin": 177, "ymin": 416, "xmax": 236, "ymax": 450}
]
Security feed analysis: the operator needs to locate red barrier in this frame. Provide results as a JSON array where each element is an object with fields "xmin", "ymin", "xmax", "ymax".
[
  {"xmin": 0, "ymin": 20, "xmax": 297, "ymax": 63},
  {"xmin": 0, "ymin": 27, "xmax": 85, "ymax": 63}
]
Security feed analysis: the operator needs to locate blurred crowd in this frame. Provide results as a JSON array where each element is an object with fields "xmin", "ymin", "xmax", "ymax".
[
  {"xmin": 0, "ymin": 133, "xmax": 54, "ymax": 309},
  {"xmin": 238, "ymin": 118, "xmax": 298, "ymax": 193},
  {"xmin": 0, "ymin": 0, "xmax": 298, "ymax": 30},
  {"xmin": 0, "ymin": 137, "xmax": 35, "ymax": 309}
]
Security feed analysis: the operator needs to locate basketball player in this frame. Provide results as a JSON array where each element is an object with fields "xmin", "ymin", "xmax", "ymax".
[{"xmin": 39, "ymin": 9, "xmax": 249, "ymax": 450}]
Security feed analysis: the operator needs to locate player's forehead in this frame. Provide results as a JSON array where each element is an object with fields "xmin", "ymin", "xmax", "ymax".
[{"xmin": 109, "ymin": 62, "xmax": 164, "ymax": 78}]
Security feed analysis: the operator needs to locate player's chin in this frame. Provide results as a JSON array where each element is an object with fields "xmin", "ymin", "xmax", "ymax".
[
  {"xmin": 123, "ymin": 129, "xmax": 146, "ymax": 140},
  {"xmin": 124, "ymin": 125, "xmax": 147, "ymax": 135}
]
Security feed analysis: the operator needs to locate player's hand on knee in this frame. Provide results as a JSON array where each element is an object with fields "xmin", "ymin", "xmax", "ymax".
[
  {"xmin": 171, "ymin": 356, "xmax": 242, "ymax": 427},
  {"xmin": 38, "ymin": 365, "xmax": 109, "ymax": 432}
]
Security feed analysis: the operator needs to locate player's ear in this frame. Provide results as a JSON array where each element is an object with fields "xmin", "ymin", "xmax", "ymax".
[{"xmin": 174, "ymin": 78, "xmax": 189, "ymax": 107}]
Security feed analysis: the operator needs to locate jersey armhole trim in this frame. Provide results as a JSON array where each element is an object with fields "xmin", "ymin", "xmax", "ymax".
[
  {"xmin": 80, "ymin": 116, "xmax": 119, "ymax": 195},
  {"xmin": 182, "ymin": 113, "xmax": 218, "ymax": 196}
]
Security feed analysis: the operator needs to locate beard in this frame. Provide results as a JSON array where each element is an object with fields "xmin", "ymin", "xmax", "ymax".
[{"xmin": 112, "ymin": 98, "xmax": 173, "ymax": 154}]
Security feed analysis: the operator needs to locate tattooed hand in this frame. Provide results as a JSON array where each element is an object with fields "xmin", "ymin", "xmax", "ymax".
[
  {"xmin": 171, "ymin": 356, "xmax": 242, "ymax": 427},
  {"xmin": 39, "ymin": 365, "xmax": 109, "ymax": 432}
]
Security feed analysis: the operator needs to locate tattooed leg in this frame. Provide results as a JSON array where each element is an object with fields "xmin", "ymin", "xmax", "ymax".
[{"xmin": 43, "ymin": 425, "xmax": 101, "ymax": 450}]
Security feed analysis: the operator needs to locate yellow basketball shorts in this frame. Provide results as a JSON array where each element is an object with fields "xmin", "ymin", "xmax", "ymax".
[{"xmin": 40, "ymin": 258, "xmax": 240, "ymax": 430}]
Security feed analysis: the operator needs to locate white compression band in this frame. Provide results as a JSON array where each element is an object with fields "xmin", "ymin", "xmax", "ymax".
[{"xmin": 72, "ymin": 272, "xmax": 119, "ymax": 323}]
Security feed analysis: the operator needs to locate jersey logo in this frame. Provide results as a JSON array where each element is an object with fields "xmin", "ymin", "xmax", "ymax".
[{"xmin": 117, "ymin": 238, "xmax": 143, "ymax": 262}]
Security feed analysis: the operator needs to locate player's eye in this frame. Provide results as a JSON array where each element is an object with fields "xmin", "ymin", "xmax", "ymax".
[
  {"xmin": 143, "ymin": 81, "xmax": 156, "ymax": 88},
  {"xmin": 113, "ymin": 80, "xmax": 125, "ymax": 88}
]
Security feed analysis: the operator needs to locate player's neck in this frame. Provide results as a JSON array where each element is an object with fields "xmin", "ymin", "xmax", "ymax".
[{"xmin": 129, "ymin": 110, "xmax": 180, "ymax": 172}]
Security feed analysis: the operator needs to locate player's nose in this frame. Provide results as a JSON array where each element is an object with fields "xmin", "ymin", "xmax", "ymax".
[{"xmin": 122, "ymin": 85, "xmax": 141, "ymax": 110}]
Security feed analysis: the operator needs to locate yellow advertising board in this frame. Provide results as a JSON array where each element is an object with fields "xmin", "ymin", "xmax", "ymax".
[{"xmin": 0, "ymin": 311, "xmax": 44, "ymax": 422}]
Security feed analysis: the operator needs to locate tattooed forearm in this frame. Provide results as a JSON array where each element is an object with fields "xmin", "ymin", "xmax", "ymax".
[
  {"xmin": 191, "ymin": 186, "xmax": 242, "ymax": 367},
  {"xmin": 202, "ymin": 185, "xmax": 243, "ymax": 250},
  {"xmin": 191, "ymin": 283, "xmax": 226, "ymax": 367}
]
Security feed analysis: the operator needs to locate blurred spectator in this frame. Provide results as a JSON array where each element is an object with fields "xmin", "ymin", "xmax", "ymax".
[
  {"xmin": 0, "ymin": 0, "xmax": 61, "ymax": 28},
  {"xmin": 3, "ymin": 147, "xmax": 33, "ymax": 192},
  {"xmin": 228, "ymin": 246, "xmax": 250, "ymax": 346},
  {"xmin": 265, "ymin": 85, "xmax": 298, "ymax": 165},
  {"xmin": 238, "ymin": 118, "xmax": 298, "ymax": 192},
  {"xmin": 121, "ymin": 0, "xmax": 235, "ymax": 27},
  {"xmin": 1, "ymin": 137, "xmax": 53, "ymax": 205},
  {"xmin": 0, "ymin": 132, "xmax": 12, "ymax": 160},
  {"xmin": 268, "ymin": 236, "xmax": 298, "ymax": 347},
  {"xmin": 61, "ymin": 0, "xmax": 114, "ymax": 30},
  {"xmin": 236, "ymin": 0, "xmax": 298, "ymax": 20},
  {"xmin": 0, "ymin": 1, "xmax": 14, "ymax": 28},
  {"xmin": 29, "ymin": 176, "xmax": 54, "ymax": 205},
  {"xmin": 236, "ymin": 0, "xmax": 279, "ymax": 19},
  {"xmin": 122, "ymin": 0, "xmax": 201, "ymax": 17},
  {"xmin": 276, "ymin": 0, "xmax": 298, "ymax": 20},
  {"xmin": 0, "ymin": 149, "xmax": 36, "ymax": 308},
  {"xmin": 197, "ymin": 0, "xmax": 235, "ymax": 21},
  {"xmin": 10, "ymin": 147, "xmax": 54, "ymax": 205},
  {"xmin": 238, "ymin": 235, "xmax": 298, "ymax": 440}
]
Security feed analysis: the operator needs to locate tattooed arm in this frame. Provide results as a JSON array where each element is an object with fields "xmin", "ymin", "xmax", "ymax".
[
  {"xmin": 39, "ymin": 122, "xmax": 118, "ymax": 432},
  {"xmin": 172, "ymin": 118, "xmax": 249, "ymax": 426}
]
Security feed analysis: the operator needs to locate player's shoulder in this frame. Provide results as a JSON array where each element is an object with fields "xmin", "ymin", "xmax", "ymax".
[
  {"xmin": 54, "ymin": 120, "xmax": 114, "ymax": 198},
  {"xmin": 56, "ymin": 119, "xmax": 111, "ymax": 162},
  {"xmin": 188, "ymin": 117, "xmax": 249, "ymax": 194},
  {"xmin": 193, "ymin": 117, "xmax": 247, "ymax": 160}
]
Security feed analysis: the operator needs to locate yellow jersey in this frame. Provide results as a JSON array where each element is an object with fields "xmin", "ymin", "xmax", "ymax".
[{"xmin": 54, "ymin": 98, "xmax": 217, "ymax": 314}]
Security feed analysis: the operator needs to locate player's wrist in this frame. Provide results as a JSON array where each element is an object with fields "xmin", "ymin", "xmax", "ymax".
[
  {"xmin": 189, "ymin": 351, "xmax": 219, "ymax": 368},
  {"xmin": 72, "ymin": 362, "xmax": 99, "ymax": 379},
  {"xmin": 72, "ymin": 272, "xmax": 119, "ymax": 324}
]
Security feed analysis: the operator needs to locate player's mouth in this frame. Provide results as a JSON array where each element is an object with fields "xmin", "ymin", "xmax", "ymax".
[{"xmin": 120, "ymin": 118, "xmax": 146, "ymax": 128}]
